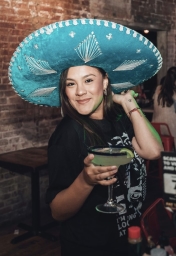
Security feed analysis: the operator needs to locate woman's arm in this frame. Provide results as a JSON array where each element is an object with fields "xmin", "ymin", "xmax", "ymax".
[{"xmin": 112, "ymin": 90, "xmax": 163, "ymax": 160}]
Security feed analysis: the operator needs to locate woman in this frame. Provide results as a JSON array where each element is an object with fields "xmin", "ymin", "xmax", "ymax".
[
  {"xmin": 9, "ymin": 19, "xmax": 163, "ymax": 256},
  {"xmin": 152, "ymin": 66, "xmax": 176, "ymax": 148},
  {"xmin": 45, "ymin": 65, "xmax": 163, "ymax": 256}
]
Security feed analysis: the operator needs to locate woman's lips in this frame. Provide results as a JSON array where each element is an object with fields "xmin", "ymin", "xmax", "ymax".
[{"xmin": 77, "ymin": 99, "xmax": 91, "ymax": 104}]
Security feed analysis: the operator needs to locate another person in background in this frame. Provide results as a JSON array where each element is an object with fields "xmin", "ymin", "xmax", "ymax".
[{"xmin": 152, "ymin": 66, "xmax": 176, "ymax": 148}]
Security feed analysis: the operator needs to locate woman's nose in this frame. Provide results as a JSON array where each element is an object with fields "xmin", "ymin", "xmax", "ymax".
[{"xmin": 75, "ymin": 84, "xmax": 87, "ymax": 96}]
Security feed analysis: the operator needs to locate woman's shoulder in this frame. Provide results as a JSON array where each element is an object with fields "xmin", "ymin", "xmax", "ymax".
[
  {"xmin": 55, "ymin": 116, "xmax": 82, "ymax": 133},
  {"xmin": 58, "ymin": 116, "xmax": 77, "ymax": 128},
  {"xmin": 49, "ymin": 116, "xmax": 83, "ymax": 145}
]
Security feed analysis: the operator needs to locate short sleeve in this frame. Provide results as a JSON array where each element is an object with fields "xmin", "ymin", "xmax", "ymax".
[{"xmin": 45, "ymin": 118, "xmax": 87, "ymax": 204}]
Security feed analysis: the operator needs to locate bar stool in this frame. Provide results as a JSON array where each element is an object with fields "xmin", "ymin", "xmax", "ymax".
[{"xmin": 146, "ymin": 122, "xmax": 175, "ymax": 187}]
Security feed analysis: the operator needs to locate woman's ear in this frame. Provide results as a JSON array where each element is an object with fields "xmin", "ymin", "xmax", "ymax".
[{"xmin": 103, "ymin": 76, "xmax": 108, "ymax": 90}]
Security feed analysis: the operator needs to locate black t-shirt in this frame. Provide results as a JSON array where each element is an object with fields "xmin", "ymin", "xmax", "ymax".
[{"xmin": 45, "ymin": 114, "xmax": 146, "ymax": 253}]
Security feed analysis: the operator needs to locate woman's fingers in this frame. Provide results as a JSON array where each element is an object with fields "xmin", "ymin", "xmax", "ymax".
[
  {"xmin": 120, "ymin": 89, "xmax": 138, "ymax": 97},
  {"xmin": 99, "ymin": 176, "xmax": 117, "ymax": 186},
  {"xmin": 121, "ymin": 90, "xmax": 129, "ymax": 94},
  {"xmin": 95, "ymin": 167, "xmax": 117, "ymax": 182},
  {"xmin": 83, "ymin": 156, "xmax": 118, "ymax": 186},
  {"xmin": 84, "ymin": 154, "xmax": 94, "ymax": 167}
]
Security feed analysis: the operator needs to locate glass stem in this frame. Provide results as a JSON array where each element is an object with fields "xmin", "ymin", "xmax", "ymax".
[{"xmin": 107, "ymin": 184, "xmax": 113, "ymax": 203}]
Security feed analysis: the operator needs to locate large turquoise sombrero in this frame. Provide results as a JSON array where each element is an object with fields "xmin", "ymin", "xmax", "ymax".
[{"xmin": 8, "ymin": 18, "xmax": 162, "ymax": 107}]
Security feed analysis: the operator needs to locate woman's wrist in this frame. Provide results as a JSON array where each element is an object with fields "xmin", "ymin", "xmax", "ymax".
[
  {"xmin": 129, "ymin": 107, "xmax": 142, "ymax": 116},
  {"xmin": 121, "ymin": 96, "xmax": 140, "ymax": 116},
  {"xmin": 123, "ymin": 100, "xmax": 145, "ymax": 118},
  {"xmin": 128, "ymin": 107, "xmax": 146, "ymax": 119},
  {"xmin": 79, "ymin": 171, "xmax": 95, "ymax": 189}
]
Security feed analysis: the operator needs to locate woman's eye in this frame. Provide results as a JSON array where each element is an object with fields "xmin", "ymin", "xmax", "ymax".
[
  {"xmin": 85, "ymin": 78, "xmax": 93, "ymax": 83},
  {"xmin": 66, "ymin": 82, "xmax": 74, "ymax": 87}
]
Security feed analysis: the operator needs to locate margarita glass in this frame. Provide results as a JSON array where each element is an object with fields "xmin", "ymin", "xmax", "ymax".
[{"xmin": 88, "ymin": 146, "xmax": 134, "ymax": 214}]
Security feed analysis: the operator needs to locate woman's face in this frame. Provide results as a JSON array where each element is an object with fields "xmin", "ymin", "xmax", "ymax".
[{"xmin": 65, "ymin": 66, "xmax": 108, "ymax": 119}]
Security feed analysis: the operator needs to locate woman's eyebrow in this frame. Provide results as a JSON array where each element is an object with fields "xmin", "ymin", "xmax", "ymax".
[
  {"xmin": 66, "ymin": 78, "xmax": 74, "ymax": 81},
  {"xmin": 83, "ymin": 74, "xmax": 96, "ymax": 78},
  {"xmin": 66, "ymin": 73, "xmax": 96, "ymax": 81}
]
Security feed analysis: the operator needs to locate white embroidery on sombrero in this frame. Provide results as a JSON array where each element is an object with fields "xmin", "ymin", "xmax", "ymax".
[
  {"xmin": 111, "ymin": 22, "xmax": 117, "ymax": 29},
  {"xmin": 73, "ymin": 19, "xmax": 79, "ymax": 25},
  {"xmin": 155, "ymin": 51, "xmax": 160, "ymax": 57},
  {"xmin": 158, "ymin": 56, "xmax": 162, "ymax": 63},
  {"xmin": 106, "ymin": 33, "xmax": 112, "ymax": 40},
  {"xmin": 69, "ymin": 31, "xmax": 76, "ymax": 38},
  {"xmin": 39, "ymin": 28, "xmax": 45, "ymax": 34},
  {"xmin": 75, "ymin": 32, "xmax": 102, "ymax": 63},
  {"xmin": 113, "ymin": 60, "xmax": 146, "ymax": 71},
  {"xmin": 97, "ymin": 20, "xmax": 101, "ymax": 26},
  {"xmin": 25, "ymin": 55, "xmax": 57, "ymax": 75},
  {"xmin": 144, "ymin": 38, "xmax": 148, "ymax": 45},
  {"xmin": 111, "ymin": 82, "xmax": 135, "ymax": 89},
  {"xmin": 65, "ymin": 20, "xmax": 71, "ymax": 26},
  {"xmin": 24, "ymin": 38, "xmax": 28, "ymax": 44},
  {"xmin": 57, "ymin": 21, "xmax": 64, "ymax": 28},
  {"xmin": 136, "ymin": 49, "xmax": 141, "ymax": 53},
  {"xmin": 34, "ymin": 31, "xmax": 40, "ymax": 37},
  {"xmin": 45, "ymin": 25, "xmax": 54, "ymax": 35},
  {"xmin": 28, "ymin": 87, "xmax": 57, "ymax": 97},
  {"xmin": 119, "ymin": 25, "xmax": 124, "ymax": 31},
  {"xmin": 126, "ymin": 28, "xmax": 131, "ymax": 34},
  {"xmin": 149, "ymin": 42, "xmax": 153, "ymax": 48},
  {"xmin": 89, "ymin": 19, "xmax": 94, "ymax": 25},
  {"xmin": 139, "ymin": 34, "xmax": 143, "ymax": 41},
  {"xmin": 16, "ymin": 47, "xmax": 21, "ymax": 52},
  {"xmin": 81, "ymin": 19, "xmax": 87, "ymax": 25},
  {"xmin": 133, "ymin": 31, "xmax": 138, "ymax": 37},
  {"xmin": 104, "ymin": 20, "xmax": 109, "ymax": 27}
]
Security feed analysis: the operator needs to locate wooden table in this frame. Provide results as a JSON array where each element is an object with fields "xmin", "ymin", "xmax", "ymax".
[{"xmin": 0, "ymin": 146, "xmax": 58, "ymax": 244}]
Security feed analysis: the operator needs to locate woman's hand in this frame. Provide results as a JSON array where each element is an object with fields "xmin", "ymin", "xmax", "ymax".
[
  {"xmin": 112, "ymin": 90, "xmax": 138, "ymax": 112},
  {"xmin": 82, "ymin": 154, "xmax": 118, "ymax": 186}
]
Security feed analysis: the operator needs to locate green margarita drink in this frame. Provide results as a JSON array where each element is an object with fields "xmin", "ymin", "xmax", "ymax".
[
  {"xmin": 88, "ymin": 146, "xmax": 134, "ymax": 214},
  {"xmin": 89, "ymin": 147, "xmax": 133, "ymax": 166}
]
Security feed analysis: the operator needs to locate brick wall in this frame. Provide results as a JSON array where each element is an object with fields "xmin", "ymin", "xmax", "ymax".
[
  {"xmin": 0, "ymin": 0, "xmax": 176, "ymax": 226},
  {"xmin": 131, "ymin": 0, "xmax": 176, "ymax": 68}
]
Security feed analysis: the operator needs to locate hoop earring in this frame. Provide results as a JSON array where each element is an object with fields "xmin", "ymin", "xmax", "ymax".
[{"xmin": 103, "ymin": 88, "xmax": 107, "ymax": 96}]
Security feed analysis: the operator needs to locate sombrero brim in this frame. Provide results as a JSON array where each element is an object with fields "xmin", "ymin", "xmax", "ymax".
[{"xmin": 9, "ymin": 19, "xmax": 162, "ymax": 107}]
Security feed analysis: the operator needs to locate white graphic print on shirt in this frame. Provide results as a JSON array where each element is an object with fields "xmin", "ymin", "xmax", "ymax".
[{"xmin": 108, "ymin": 132, "xmax": 146, "ymax": 237}]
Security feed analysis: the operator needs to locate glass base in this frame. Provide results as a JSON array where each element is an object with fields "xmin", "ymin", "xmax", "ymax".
[{"xmin": 96, "ymin": 202, "xmax": 124, "ymax": 214}]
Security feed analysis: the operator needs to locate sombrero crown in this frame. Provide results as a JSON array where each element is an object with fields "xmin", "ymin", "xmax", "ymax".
[{"xmin": 9, "ymin": 19, "xmax": 162, "ymax": 107}]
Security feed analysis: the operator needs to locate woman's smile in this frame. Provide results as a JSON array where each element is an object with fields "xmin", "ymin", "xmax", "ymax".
[{"xmin": 76, "ymin": 98, "xmax": 91, "ymax": 104}]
